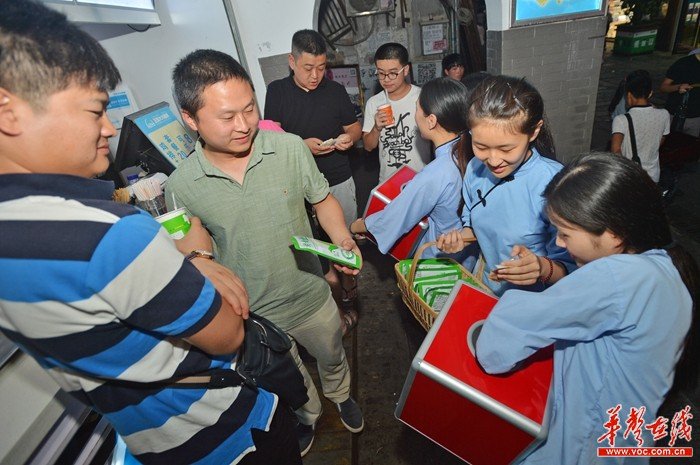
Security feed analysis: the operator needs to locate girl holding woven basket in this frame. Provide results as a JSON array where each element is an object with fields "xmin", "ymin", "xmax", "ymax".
[
  {"xmin": 437, "ymin": 75, "xmax": 575, "ymax": 296},
  {"xmin": 350, "ymin": 77, "xmax": 477, "ymax": 268}
]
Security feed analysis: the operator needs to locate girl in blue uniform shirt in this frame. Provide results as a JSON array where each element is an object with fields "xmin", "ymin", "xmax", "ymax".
[
  {"xmin": 477, "ymin": 152, "xmax": 698, "ymax": 464},
  {"xmin": 350, "ymin": 78, "xmax": 476, "ymax": 266},
  {"xmin": 437, "ymin": 76, "xmax": 575, "ymax": 295}
]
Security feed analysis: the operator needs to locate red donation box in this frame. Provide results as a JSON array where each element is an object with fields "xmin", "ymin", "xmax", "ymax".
[
  {"xmin": 363, "ymin": 166, "xmax": 428, "ymax": 260},
  {"xmin": 395, "ymin": 282, "xmax": 553, "ymax": 464}
]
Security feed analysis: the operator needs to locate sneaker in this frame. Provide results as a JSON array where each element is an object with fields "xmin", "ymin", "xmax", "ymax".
[
  {"xmin": 296, "ymin": 422, "xmax": 315, "ymax": 457},
  {"xmin": 340, "ymin": 308, "xmax": 359, "ymax": 337},
  {"xmin": 336, "ymin": 397, "xmax": 364, "ymax": 433}
]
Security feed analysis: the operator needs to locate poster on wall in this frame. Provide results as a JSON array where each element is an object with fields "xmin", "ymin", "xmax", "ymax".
[
  {"xmin": 360, "ymin": 65, "xmax": 381, "ymax": 99},
  {"xmin": 326, "ymin": 65, "xmax": 364, "ymax": 118},
  {"xmin": 421, "ymin": 22, "xmax": 449, "ymax": 55},
  {"xmin": 512, "ymin": 0, "xmax": 604, "ymax": 26}
]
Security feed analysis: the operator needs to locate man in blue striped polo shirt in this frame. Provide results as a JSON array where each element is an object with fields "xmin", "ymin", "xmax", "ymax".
[{"xmin": 0, "ymin": 1, "xmax": 300, "ymax": 463}]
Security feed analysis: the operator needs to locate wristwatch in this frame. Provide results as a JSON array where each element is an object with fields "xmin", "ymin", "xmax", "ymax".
[{"xmin": 185, "ymin": 250, "xmax": 215, "ymax": 261}]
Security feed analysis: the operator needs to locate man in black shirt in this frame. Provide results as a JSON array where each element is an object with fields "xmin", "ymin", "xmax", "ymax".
[
  {"xmin": 264, "ymin": 29, "xmax": 361, "ymax": 332},
  {"xmin": 660, "ymin": 49, "xmax": 700, "ymax": 137}
]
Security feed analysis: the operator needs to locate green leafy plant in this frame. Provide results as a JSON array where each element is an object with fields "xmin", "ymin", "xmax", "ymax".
[{"xmin": 620, "ymin": 0, "xmax": 663, "ymax": 25}]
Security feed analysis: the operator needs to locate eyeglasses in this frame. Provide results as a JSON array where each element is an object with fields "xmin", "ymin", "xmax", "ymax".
[{"xmin": 377, "ymin": 65, "xmax": 408, "ymax": 81}]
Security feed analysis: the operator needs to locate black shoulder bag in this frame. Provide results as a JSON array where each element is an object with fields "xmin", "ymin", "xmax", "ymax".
[
  {"xmin": 234, "ymin": 312, "xmax": 309, "ymax": 410},
  {"xmin": 624, "ymin": 113, "xmax": 642, "ymax": 166},
  {"xmin": 144, "ymin": 313, "xmax": 309, "ymax": 410},
  {"xmin": 671, "ymin": 92, "xmax": 689, "ymax": 133}
]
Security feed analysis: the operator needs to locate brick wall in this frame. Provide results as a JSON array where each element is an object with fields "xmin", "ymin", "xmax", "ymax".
[{"xmin": 486, "ymin": 17, "xmax": 607, "ymax": 162}]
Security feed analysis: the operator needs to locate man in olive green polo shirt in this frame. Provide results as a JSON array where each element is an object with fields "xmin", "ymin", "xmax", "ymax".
[{"xmin": 166, "ymin": 50, "xmax": 364, "ymax": 456}]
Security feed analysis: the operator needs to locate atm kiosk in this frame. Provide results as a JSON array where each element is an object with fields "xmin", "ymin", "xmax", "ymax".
[{"xmin": 101, "ymin": 102, "xmax": 195, "ymax": 187}]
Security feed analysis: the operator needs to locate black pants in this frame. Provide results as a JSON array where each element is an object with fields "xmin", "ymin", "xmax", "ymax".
[{"xmin": 239, "ymin": 405, "xmax": 301, "ymax": 465}]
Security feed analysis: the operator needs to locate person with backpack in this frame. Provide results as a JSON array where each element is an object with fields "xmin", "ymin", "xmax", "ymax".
[{"xmin": 611, "ymin": 69, "xmax": 670, "ymax": 183}]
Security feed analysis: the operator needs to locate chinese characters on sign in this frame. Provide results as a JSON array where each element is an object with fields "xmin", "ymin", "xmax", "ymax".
[
  {"xmin": 421, "ymin": 22, "xmax": 448, "ymax": 56},
  {"xmin": 133, "ymin": 106, "xmax": 195, "ymax": 168},
  {"xmin": 597, "ymin": 405, "xmax": 694, "ymax": 458}
]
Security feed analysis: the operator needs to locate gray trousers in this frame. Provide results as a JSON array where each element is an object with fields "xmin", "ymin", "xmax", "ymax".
[
  {"xmin": 329, "ymin": 176, "xmax": 357, "ymax": 227},
  {"xmin": 286, "ymin": 291, "xmax": 351, "ymax": 425}
]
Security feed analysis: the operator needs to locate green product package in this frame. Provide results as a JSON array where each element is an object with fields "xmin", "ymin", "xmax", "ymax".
[
  {"xmin": 426, "ymin": 288, "xmax": 452, "ymax": 306},
  {"xmin": 417, "ymin": 282, "xmax": 458, "ymax": 301},
  {"xmin": 291, "ymin": 236, "xmax": 362, "ymax": 269},
  {"xmin": 412, "ymin": 272, "xmax": 462, "ymax": 289},
  {"xmin": 399, "ymin": 258, "xmax": 462, "ymax": 278},
  {"xmin": 413, "ymin": 277, "xmax": 460, "ymax": 297},
  {"xmin": 429, "ymin": 291, "xmax": 452, "ymax": 312}
]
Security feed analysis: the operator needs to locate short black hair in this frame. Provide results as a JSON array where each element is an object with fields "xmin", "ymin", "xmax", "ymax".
[
  {"xmin": 441, "ymin": 53, "xmax": 464, "ymax": 72},
  {"xmin": 625, "ymin": 69, "xmax": 652, "ymax": 99},
  {"xmin": 172, "ymin": 49, "xmax": 254, "ymax": 115},
  {"xmin": 291, "ymin": 29, "xmax": 327, "ymax": 57},
  {"xmin": 0, "ymin": 0, "xmax": 120, "ymax": 108},
  {"xmin": 374, "ymin": 43, "xmax": 409, "ymax": 65}
]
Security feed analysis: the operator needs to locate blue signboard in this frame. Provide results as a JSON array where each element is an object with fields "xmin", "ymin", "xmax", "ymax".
[{"xmin": 513, "ymin": 0, "xmax": 604, "ymax": 25}]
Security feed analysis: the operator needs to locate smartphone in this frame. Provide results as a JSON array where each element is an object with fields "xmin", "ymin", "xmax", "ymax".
[
  {"xmin": 492, "ymin": 256, "xmax": 520, "ymax": 273},
  {"xmin": 320, "ymin": 138, "xmax": 336, "ymax": 147}
]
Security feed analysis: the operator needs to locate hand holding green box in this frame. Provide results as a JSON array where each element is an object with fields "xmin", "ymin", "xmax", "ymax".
[{"xmin": 291, "ymin": 236, "xmax": 362, "ymax": 269}]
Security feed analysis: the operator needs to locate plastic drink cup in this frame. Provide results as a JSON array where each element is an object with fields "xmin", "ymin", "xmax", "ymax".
[
  {"xmin": 155, "ymin": 208, "xmax": 191, "ymax": 239},
  {"xmin": 377, "ymin": 103, "xmax": 395, "ymax": 127},
  {"xmin": 136, "ymin": 194, "xmax": 167, "ymax": 217}
]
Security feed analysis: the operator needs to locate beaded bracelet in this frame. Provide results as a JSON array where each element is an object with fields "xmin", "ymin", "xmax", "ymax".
[{"xmin": 540, "ymin": 256, "xmax": 554, "ymax": 284}]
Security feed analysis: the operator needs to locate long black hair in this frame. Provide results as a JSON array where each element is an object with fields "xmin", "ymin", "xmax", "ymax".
[
  {"xmin": 544, "ymin": 152, "xmax": 699, "ymax": 389},
  {"xmin": 456, "ymin": 75, "xmax": 557, "ymax": 171},
  {"xmin": 418, "ymin": 78, "xmax": 470, "ymax": 175}
]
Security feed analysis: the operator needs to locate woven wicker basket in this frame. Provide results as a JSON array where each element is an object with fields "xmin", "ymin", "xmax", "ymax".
[{"xmin": 395, "ymin": 240, "xmax": 490, "ymax": 331}]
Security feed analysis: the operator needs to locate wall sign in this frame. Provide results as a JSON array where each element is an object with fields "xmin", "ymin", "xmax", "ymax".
[
  {"xmin": 326, "ymin": 65, "xmax": 365, "ymax": 118},
  {"xmin": 421, "ymin": 21, "xmax": 449, "ymax": 55}
]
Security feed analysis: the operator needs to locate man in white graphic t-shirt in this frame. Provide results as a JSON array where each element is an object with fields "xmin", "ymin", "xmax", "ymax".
[{"xmin": 362, "ymin": 43, "xmax": 431, "ymax": 183}]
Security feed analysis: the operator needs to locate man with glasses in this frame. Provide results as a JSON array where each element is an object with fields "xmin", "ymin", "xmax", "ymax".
[{"xmin": 362, "ymin": 43, "xmax": 431, "ymax": 183}]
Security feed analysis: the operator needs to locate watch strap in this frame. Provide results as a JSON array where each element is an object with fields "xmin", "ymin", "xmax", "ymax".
[{"xmin": 186, "ymin": 250, "xmax": 215, "ymax": 261}]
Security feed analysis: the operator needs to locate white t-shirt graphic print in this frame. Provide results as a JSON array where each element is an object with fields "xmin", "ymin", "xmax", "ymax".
[{"xmin": 363, "ymin": 85, "xmax": 431, "ymax": 183}]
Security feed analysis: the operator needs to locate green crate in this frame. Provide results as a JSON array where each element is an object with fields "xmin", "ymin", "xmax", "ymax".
[{"xmin": 614, "ymin": 29, "xmax": 657, "ymax": 55}]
